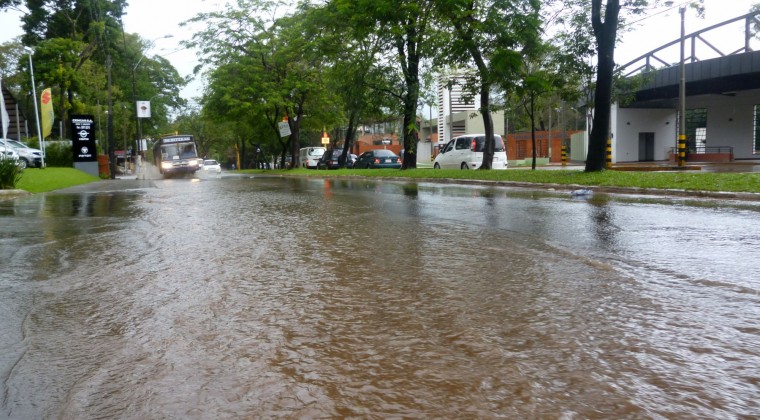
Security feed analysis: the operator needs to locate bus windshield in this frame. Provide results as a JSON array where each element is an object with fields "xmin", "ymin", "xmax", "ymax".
[{"xmin": 160, "ymin": 142, "xmax": 197, "ymax": 160}]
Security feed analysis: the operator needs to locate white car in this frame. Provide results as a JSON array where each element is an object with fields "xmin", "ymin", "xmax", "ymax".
[
  {"xmin": 433, "ymin": 134, "xmax": 508, "ymax": 170},
  {"xmin": 0, "ymin": 145, "xmax": 20, "ymax": 161},
  {"xmin": 1, "ymin": 139, "xmax": 43, "ymax": 168},
  {"xmin": 202, "ymin": 159, "xmax": 222, "ymax": 174},
  {"xmin": 0, "ymin": 146, "xmax": 21, "ymax": 169}
]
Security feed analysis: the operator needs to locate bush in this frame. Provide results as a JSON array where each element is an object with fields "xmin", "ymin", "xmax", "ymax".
[
  {"xmin": 43, "ymin": 141, "xmax": 73, "ymax": 167},
  {"xmin": 0, "ymin": 158, "xmax": 23, "ymax": 189}
]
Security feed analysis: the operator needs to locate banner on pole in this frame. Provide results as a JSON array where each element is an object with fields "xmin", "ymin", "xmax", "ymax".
[
  {"xmin": 40, "ymin": 88, "xmax": 53, "ymax": 138},
  {"xmin": 0, "ymin": 78, "xmax": 9, "ymax": 139}
]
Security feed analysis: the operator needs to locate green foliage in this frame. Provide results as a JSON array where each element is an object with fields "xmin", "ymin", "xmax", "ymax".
[
  {"xmin": 4, "ymin": 0, "xmax": 183, "ymax": 147},
  {"xmin": 43, "ymin": 142, "xmax": 73, "ymax": 167},
  {"xmin": 0, "ymin": 0, "xmax": 22, "ymax": 9},
  {"xmin": 189, "ymin": 0, "xmax": 343, "ymax": 165},
  {"xmin": 0, "ymin": 158, "xmax": 23, "ymax": 189}
]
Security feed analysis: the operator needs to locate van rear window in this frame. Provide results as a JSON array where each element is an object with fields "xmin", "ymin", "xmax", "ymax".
[{"xmin": 473, "ymin": 136, "xmax": 505, "ymax": 152}]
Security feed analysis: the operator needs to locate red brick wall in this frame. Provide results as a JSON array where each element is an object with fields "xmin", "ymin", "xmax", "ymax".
[{"xmin": 506, "ymin": 131, "xmax": 580, "ymax": 162}]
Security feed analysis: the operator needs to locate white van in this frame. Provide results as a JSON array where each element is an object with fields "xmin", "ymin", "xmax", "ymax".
[
  {"xmin": 433, "ymin": 134, "xmax": 508, "ymax": 169},
  {"xmin": 299, "ymin": 147, "xmax": 326, "ymax": 169}
]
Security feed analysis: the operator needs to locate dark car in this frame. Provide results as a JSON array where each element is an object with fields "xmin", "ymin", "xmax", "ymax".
[
  {"xmin": 317, "ymin": 149, "xmax": 348, "ymax": 169},
  {"xmin": 355, "ymin": 149, "xmax": 401, "ymax": 169},
  {"xmin": 347, "ymin": 153, "xmax": 358, "ymax": 168}
]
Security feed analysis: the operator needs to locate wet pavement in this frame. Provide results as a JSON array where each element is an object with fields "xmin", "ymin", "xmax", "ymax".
[{"xmin": 1, "ymin": 173, "xmax": 760, "ymax": 418}]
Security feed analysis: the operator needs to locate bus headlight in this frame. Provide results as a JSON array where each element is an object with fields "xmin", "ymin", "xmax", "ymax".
[
  {"xmin": 161, "ymin": 162, "xmax": 173, "ymax": 170},
  {"xmin": 189, "ymin": 159, "xmax": 199, "ymax": 167}
]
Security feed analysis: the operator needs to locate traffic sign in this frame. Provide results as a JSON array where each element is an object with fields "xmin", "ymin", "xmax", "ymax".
[{"xmin": 278, "ymin": 121, "xmax": 291, "ymax": 137}]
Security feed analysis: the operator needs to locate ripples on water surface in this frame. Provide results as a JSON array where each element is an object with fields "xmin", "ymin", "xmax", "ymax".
[{"xmin": 1, "ymin": 176, "xmax": 759, "ymax": 418}]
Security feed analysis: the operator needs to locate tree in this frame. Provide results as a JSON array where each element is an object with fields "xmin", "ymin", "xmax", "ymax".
[
  {"xmin": 328, "ymin": 0, "xmax": 440, "ymax": 170},
  {"xmin": 435, "ymin": 0, "xmax": 541, "ymax": 169},
  {"xmin": 0, "ymin": 0, "xmax": 21, "ymax": 9},
  {"xmin": 515, "ymin": 51, "xmax": 555, "ymax": 170},
  {"xmin": 188, "ymin": 0, "xmax": 335, "ymax": 169},
  {"xmin": 583, "ymin": 0, "xmax": 621, "ymax": 172},
  {"xmin": 306, "ymin": 2, "xmax": 393, "ymax": 167},
  {"xmin": 558, "ymin": 0, "xmax": 704, "ymax": 172}
]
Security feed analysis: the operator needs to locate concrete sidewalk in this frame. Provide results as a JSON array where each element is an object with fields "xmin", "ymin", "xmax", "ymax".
[{"xmin": 610, "ymin": 160, "xmax": 760, "ymax": 173}]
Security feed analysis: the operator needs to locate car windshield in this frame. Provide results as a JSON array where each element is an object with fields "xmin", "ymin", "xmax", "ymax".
[
  {"xmin": 204, "ymin": 160, "xmax": 218, "ymax": 165},
  {"xmin": 473, "ymin": 136, "xmax": 505, "ymax": 152},
  {"xmin": 309, "ymin": 148, "xmax": 325, "ymax": 156},
  {"xmin": 3, "ymin": 140, "xmax": 24, "ymax": 148}
]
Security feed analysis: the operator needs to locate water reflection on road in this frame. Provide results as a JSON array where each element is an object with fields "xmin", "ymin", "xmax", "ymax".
[{"xmin": 1, "ymin": 176, "xmax": 759, "ymax": 418}]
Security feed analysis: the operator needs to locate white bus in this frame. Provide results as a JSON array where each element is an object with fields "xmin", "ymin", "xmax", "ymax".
[
  {"xmin": 153, "ymin": 135, "xmax": 202, "ymax": 177},
  {"xmin": 299, "ymin": 147, "xmax": 325, "ymax": 169}
]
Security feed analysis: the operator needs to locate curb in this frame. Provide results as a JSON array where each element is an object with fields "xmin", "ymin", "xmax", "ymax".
[
  {"xmin": 253, "ymin": 172, "xmax": 760, "ymax": 202},
  {"xmin": 0, "ymin": 189, "xmax": 31, "ymax": 200}
]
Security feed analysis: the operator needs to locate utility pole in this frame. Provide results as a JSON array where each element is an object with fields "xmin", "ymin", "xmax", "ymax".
[
  {"xmin": 130, "ymin": 34, "xmax": 173, "ymax": 161},
  {"xmin": 107, "ymin": 55, "xmax": 116, "ymax": 179},
  {"xmin": 678, "ymin": 6, "xmax": 687, "ymax": 167}
]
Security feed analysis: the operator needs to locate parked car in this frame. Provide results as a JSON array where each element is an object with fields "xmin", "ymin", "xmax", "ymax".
[
  {"xmin": 433, "ymin": 134, "xmax": 508, "ymax": 170},
  {"xmin": 347, "ymin": 153, "xmax": 358, "ymax": 168},
  {"xmin": 0, "ymin": 145, "xmax": 20, "ymax": 164},
  {"xmin": 355, "ymin": 149, "xmax": 402, "ymax": 169},
  {"xmin": 202, "ymin": 159, "xmax": 222, "ymax": 174},
  {"xmin": 1, "ymin": 139, "xmax": 42, "ymax": 169},
  {"xmin": 317, "ymin": 148, "xmax": 349, "ymax": 169}
]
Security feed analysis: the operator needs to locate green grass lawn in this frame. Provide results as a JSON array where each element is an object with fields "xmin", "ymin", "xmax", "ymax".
[
  {"xmin": 242, "ymin": 167, "xmax": 760, "ymax": 194},
  {"xmin": 15, "ymin": 167, "xmax": 101, "ymax": 193}
]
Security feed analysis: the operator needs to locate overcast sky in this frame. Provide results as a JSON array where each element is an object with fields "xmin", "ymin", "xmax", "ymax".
[{"xmin": 1, "ymin": 0, "xmax": 758, "ymax": 101}]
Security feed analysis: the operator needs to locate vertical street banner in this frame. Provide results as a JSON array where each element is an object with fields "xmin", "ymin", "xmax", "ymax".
[
  {"xmin": 70, "ymin": 115, "xmax": 97, "ymax": 162},
  {"xmin": 0, "ymin": 78, "xmax": 9, "ymax": 139},
  {"xmin": 40, "ymin": 88, "xmax": 54, "ymax": 138}
]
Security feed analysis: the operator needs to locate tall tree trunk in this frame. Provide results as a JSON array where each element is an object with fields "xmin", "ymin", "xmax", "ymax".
[
  {"xmin": 342, "ymin": 108, "xmax": 358, "ymax": 167},
  {"xmin": 460, "ymin": 27, "xmax": 493, "ymax": 170},
  {"xmin": 401, "ymin": 91, "xmax": 418, "ymax": 169},
  {"xmin": 289, "ymin": 98, "xmax": 306, "ymax": 168},
  {"xmin": 289, "ymin": 120, "xmax": 300, "ymax": 168},
  {"xmin": 399, "ymin": 34, "xmax": 419, "ymax": 170},
  {"xmin": 479, "ymin": 80, "xmax": 494, "ymax": 169},
  {"xmin": 586, "ymin": 0, "xmax": 620, "ymax": 172}
]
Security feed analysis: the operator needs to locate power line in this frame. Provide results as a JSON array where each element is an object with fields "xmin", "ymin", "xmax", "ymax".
[{"xmin": 627, "ymin": 0, "xmax": 695, "ymax": 25}]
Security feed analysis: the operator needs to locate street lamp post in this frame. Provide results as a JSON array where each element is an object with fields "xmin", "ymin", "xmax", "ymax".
[
  {"xmin": 26, "ymin": 49, "xmax": 45, "ymax": 168},
  {"xmin": 678, "ymin": 7, "xmax": 687, "ymax": 167},
  {"xmin": 130, "ymin": 34, "xmax": 172, "ymax": 167}
]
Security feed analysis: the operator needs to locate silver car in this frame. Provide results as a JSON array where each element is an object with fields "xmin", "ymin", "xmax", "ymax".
[
  {"xmin": 0, "ymin": 145, "xmax": 20, "ymax": 164},
  {"xmin": 1, "ymin": 139, "xmax": 43, "ymax": 169}
]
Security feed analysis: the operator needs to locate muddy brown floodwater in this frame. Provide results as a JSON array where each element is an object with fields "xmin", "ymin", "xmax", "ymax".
[{"xmin": 1, "ymin": 175, "xmax": 759, "ymax": 418}]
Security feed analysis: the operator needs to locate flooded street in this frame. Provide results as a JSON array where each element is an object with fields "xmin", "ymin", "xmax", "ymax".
[{"xmin": 1, "ymin": 175, "xmax": 759, "ymax": 418}]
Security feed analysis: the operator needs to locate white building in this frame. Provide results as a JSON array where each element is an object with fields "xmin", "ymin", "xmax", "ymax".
[{"xmin": 436, "ymin": 74, "xmax": 504, "ymax": 148}]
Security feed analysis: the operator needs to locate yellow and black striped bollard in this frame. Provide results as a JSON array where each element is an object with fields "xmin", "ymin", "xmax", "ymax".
[{"xmin": 605, "ymin": 138, "xmax": 612, "ymax": 169}]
